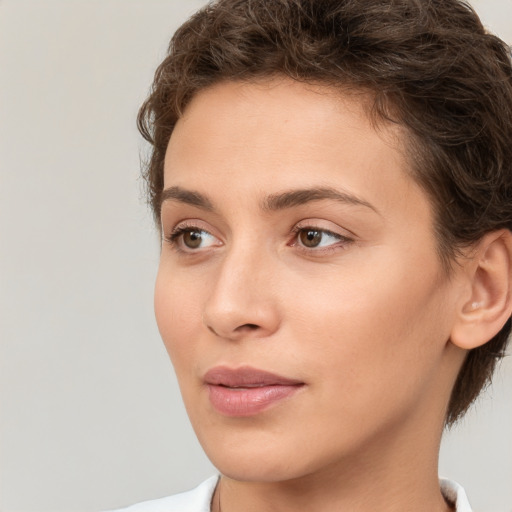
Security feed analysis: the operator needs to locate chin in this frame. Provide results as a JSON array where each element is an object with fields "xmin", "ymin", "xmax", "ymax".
[
  {"xmin": 211, "ymin": 456, "xmax": 305, "ymax": 483},
  {"xmin": 197, "ymin": 427, "xmax": 347, "ymax": 485},
  {"xmin": 196, "ymin": 430, "xmax": 308, "ymax": 482}
]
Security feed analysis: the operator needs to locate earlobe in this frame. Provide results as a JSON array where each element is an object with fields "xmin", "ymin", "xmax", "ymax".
[{"xmin": 450, "ymin": 230, "xmax": 512, "ymax": 350}]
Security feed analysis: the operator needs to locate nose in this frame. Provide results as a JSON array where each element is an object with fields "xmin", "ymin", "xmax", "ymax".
[{"xmin": 202, "ymin": 244, "xmax": 281, "ymax": 341}]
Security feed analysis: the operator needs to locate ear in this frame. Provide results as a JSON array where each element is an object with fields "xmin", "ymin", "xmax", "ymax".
[{"xmin": 450, "ymin": 230, "xmax": 512, "ymax": 350}]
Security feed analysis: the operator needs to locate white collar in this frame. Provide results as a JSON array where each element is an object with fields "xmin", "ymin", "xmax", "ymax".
[
  {"xmin": 111, "ymin": 475, "xmax": 473, "ymax": 511},
  {"xmin": 440, "ymin": 478, "xmax": 473, "ymax": 511}
]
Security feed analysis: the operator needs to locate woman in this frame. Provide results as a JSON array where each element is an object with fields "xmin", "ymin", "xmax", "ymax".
[{"xmin": 113, "ymin": 0, "xmax": 512, "ymax": 510}]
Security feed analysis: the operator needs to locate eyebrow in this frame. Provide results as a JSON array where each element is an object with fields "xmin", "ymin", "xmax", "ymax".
[
  {"xmin": 262, "ymin": 187, "xmax": 379, "ymax": 213},
  {"xmin": 160, "ymin": 185, "xmax": 378, "ymax": 215},
  {"xmin": 160, "ymin": 186, "xmax": 214, "ymax": 211}
]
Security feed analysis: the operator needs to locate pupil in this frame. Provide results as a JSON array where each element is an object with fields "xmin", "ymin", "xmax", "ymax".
[{"xmin": 301, "ymin": 229, "xmax": 321, "ymax": 247}]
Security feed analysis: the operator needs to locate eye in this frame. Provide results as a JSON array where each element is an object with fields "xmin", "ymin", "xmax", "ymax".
[
  {"xmin": 291, "ymin": 223, "xmax": 354, "ymax": 254},
  {"xmin": 165, "ymin": 225, "xmax": 221, "ymax": 252},
  {"xmin": 182, "ymin": 229, "xmax": 210, "ymax": 249},
  {"xmin": 297, "ymin": 228, "xmax": 342, "ymax": 248}
]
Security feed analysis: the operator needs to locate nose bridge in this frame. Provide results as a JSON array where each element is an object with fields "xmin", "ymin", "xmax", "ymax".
[{"xmin": 203, "ymin": 235, "xmax": 279, "ymax": 339}]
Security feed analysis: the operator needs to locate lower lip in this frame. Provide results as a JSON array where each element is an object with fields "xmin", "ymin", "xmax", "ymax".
[{"xmin": 207, "ymin": 384, "xmax": 303, "ymax": 416}]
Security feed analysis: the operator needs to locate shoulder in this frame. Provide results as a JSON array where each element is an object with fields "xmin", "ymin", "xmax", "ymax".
[
  {"xmin": 440, "ymin": 479, "xmax": 472, "ymax": 512},
  {"xmin": 106, "ymin": 476, "xmax": 219, "ymax": 512}
]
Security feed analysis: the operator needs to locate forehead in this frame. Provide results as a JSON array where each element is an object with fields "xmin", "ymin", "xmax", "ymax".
[
  {"xmin": 163, "ymin": 77, "xmax": 427, "ymax": 223},
  {"xmin": 170, "ymin": 78, "xmax": 405, "ymax": 152}
]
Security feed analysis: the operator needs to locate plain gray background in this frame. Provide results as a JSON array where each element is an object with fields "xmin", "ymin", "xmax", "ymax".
[{"xmin": 1, "ymin": 1, "xmax": 511, "ymax": 511}]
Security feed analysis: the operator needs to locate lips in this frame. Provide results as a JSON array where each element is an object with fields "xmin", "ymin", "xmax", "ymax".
[{"xmin": 204, "ymin": 366, "xmax": 304, "ymax": 416}]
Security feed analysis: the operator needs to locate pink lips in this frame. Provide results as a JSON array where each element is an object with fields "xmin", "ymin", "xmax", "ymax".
[{"xmin": 204, "ymin": 366, "xmax": 304, "ymax": 417}]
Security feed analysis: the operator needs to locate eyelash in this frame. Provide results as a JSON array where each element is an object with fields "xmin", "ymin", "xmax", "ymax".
[{"xmin": 163, "ymin": 223, "xmax": 354, "ymax": 255}]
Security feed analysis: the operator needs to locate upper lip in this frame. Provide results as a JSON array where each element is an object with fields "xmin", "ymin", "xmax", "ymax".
[{"xmin": 204, "ymin": 366, "xmax": 304, "ymax": 388}]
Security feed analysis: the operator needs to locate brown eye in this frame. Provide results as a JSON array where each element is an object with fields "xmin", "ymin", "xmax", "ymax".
[
  {"xmin": 166, "ymin": 225, "xmax": 220, "ymax": 252},
  {"xmin": 299, "ymin": 229, "xmax": 323, "ymax": 248},
  {"xmin": 182, "ymin": 229, "xmax": 204, "ymax": 249}
]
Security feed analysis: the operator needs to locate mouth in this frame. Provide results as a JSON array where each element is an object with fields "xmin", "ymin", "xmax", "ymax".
[{"xmin": 203, "ymin": 366, "xmax": 305, "ymax": 417}]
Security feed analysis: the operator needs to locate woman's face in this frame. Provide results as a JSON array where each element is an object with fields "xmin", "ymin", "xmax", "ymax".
[{"xmin": 155, "ymin": 78, "xmax": 465, "ymax": 482}]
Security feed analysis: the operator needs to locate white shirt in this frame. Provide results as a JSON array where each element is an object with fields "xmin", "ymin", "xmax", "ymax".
[{"xmin": 110, "ymin": 475, "xmax": 473, "ymax": 511}]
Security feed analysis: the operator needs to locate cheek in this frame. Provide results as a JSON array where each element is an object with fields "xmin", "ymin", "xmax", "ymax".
[
  {"xmin": 283, "ymin": 255, "xmax": 453, "ymax": 407},
  {"xmin": 154, "ymin": 266, "xmax": 204, "ymax": 367}
]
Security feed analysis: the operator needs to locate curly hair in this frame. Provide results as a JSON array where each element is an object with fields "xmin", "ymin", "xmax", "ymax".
[{"xmin": 138, "ymin": 0, "xmax": 512, "ymax": 425}]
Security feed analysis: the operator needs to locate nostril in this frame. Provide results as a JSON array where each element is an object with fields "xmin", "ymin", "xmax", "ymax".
[
  {"xmin": 237, "ymin": 323, "xmax": 259, "ymax": 331},
  {"xmin": 206, "ymin": 323, "xmax": 259, "ymax": 337}
]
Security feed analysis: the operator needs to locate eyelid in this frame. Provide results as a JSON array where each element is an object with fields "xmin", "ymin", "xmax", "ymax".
[
  {"xmin": 293, "ymin": 218, "xmax": 356, "ymax": 239},
  {"xmin": 163, "ymin": 219, "xmax": 215, "ymax": 237}
]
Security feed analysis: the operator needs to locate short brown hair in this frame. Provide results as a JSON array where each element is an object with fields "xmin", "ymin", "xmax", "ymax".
[{"xmin": 138, "ymin": 0, "xmax": 512, "ymax": 425}]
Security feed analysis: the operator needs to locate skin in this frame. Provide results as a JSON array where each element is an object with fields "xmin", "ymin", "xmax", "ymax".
[{"xmin": 155, "ymin": 78, "xmax": 470, "ymax": 512}]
